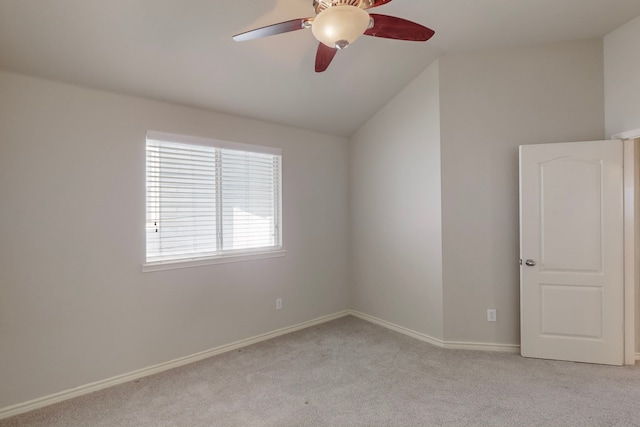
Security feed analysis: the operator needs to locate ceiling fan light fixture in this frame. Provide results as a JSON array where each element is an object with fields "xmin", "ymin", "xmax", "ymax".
[
  {"xmin": 311, "ymin": 5, "xmax": 370, "ymax": 49},
  {"xmin": 232, "ymin": 0, "xmax": 435, "ymax": 72}
]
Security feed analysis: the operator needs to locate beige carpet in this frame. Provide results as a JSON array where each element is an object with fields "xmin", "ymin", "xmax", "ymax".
[{"xmin": 2, "ymin": 315, "xmax": 640, "ymax": 426}]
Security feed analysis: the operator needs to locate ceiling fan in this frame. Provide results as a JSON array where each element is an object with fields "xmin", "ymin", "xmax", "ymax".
[{"xmin": 232, "ymin": 0, "xmax": 435, "ymax": 72}]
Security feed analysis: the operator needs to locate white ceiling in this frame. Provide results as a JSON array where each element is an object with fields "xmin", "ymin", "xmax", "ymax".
[{"xmin": 1, "ymin": 0, "xmax": 639, "ymax": 136}]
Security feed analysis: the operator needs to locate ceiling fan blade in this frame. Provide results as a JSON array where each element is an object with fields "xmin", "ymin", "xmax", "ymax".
[
  {"xmin": 364, "ymin": 14, "xmax": 435, "ymax": 41},
  {"xmin": 365, "ymin": 0, "xmax": 393, "ymax": 9},
  {"xmin": 233, "ymin": 18, "xmax": 311, "ymax": 42},
  {"xmin": 315, "ymin": 43, "xmax": 338, "ymax": 72}
]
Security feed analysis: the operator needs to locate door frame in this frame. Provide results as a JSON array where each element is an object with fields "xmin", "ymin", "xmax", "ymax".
[{"xmin": 617, "ymin": 130, "xmax": 640, "ymax": 365}]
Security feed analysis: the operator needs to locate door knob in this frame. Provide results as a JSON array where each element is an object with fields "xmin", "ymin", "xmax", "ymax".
[{"xmin": 525, "ymin": 259, "xmax": 536, "ymax": 267}]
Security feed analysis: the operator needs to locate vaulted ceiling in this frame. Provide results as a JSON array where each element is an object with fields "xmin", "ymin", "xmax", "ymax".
[{"xmin": 1, "ymin": 0, "xmax": 639, "ymax": 136}]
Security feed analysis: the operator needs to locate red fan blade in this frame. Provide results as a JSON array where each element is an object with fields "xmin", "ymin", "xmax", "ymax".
[
  {"xmin": 364, "ymin": 14, "xmax": 435, "ymax": 41},
  {"xmin": 233, "ymin": 18, "xmax": 311, "ymax": 42},
  {"xmin": 315, "ymin": 43, "xmax": 338, "ymax": 72},
  {"xmin": 365, "ymin": 0, "xmax": 393, "ymax": 9}
]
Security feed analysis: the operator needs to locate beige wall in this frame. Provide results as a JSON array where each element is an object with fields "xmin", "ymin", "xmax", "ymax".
[
  {"xmin": 605, "ymin": 14, "xmax": 640, "ymax": 138},
  {"xmin": 350, "ymin": 61, "xmax": 443, "ymax": 340},
  {"xmin": 349, "ymin": 40, "xmax": 605, "ymax": 347},
  {"xmin": 439, "ymin": 40, "xmax": 605, "ymax": 345},
  {"xmin": 0, "ymin": 70, "xmax": 350, "ymax": 408}
]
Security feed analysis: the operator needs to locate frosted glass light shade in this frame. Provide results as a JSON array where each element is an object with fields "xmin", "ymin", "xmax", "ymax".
[{"xmin": 312, "ymin": 5, "xmax": 370, "ymax": 49}]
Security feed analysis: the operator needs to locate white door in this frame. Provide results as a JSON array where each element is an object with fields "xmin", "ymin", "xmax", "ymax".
[{"xmin": 519, "ymin": 140, "xmax": 624, "ymax": 365}]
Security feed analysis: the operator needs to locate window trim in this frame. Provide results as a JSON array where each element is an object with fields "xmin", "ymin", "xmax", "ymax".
[
  {"xmin": 143, "ymin": 130, "xmax": 284, "ymax": 271},
  {"xmin": 142, "ymin": 248, "xmax": 287, "ymax": 272}
]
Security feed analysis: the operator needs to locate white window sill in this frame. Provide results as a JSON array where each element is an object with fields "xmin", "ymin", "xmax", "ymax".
[{"xmin": 142, "ymin": 249, "xmax": 287, "ymax": 273}]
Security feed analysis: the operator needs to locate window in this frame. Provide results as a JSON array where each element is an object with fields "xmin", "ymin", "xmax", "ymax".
[{"xmin": 145, "ymin": 131, "xmax": 283, "ymax": 269}]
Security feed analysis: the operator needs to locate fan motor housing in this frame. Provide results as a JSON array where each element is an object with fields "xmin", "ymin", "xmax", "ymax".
[{"xmin": 313, "ymin": 0, "xmax": 374, "ymax": 14}]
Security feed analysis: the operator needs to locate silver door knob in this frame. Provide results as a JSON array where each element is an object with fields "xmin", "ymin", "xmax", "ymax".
[{"xmin": 525, "ymin": 259, "xmax": 536, "ymax": 267}]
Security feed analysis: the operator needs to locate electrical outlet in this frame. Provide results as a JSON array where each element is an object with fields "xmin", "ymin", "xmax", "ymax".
[
  {"xmin": 487, "ymin": 309, "xmax": 497, "ymax": 322},
  {"xmin": 276, "ymin": 298, "xmax": 283, "ymax": 310}
]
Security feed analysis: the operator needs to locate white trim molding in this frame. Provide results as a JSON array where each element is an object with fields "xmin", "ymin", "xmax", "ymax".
[
  {"xmin": 612, "ymin": 128, "xmax": 640, "ymax": 140},
  {"xmin": 623, "ymin": 139, "xmax": 638, "ymax": 365},
  {"xmin": 142, "ymin": 249, "xmax": 287, "ymax": 273},
  {"xmin": 350, "ymin": 310, "xmax": 445, "ymax": 348},
  {"xmin": 442, "ymin": 340, "xmax": 521, "ymax": 353},
  {"xmin": 0, "ymin": 310, "xmax": 350, "ymax": 420},
  {"xmin": 349, "ymin": 310, "xmax": 520, "ymax": 353}
]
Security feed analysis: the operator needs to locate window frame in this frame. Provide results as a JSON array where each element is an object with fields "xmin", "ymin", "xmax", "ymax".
[{"xmin": 143, "ymin": 130, "xmax": 285, "ymax": 272}]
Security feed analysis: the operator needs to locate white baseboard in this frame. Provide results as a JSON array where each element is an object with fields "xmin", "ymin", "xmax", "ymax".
[
  {"xmin": 442, "ymin": 340, "xmax": 521, "ymax": 353},
  {"xmin": 0, "ymin": 310, "xmax": 350, "ymax": 420},
  {"xmin": 636, "ymin": 352, "xmax": 640, "ymax": 362},
  {"xmin": 349, "ymin": 310, "xmax": 521, "ymax": 353},
  {"xmin": 349, "ymin": 310, "xmax": 445, "ymax": 347}
]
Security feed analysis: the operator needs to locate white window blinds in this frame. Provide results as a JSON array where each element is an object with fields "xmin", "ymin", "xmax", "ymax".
[{"xmin": 146, "ymin": 132, "xmax": 282, "ymax": 264}]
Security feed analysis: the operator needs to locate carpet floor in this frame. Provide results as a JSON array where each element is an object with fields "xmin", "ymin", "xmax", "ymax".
[{"xmin": 2, "ymin": 315, "xmax": 640, "ymax": 426}]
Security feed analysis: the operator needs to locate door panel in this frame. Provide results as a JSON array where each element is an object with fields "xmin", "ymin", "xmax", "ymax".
[
  {"xmin": 540, "ymin": 158, "xmax": 602, "ymax": 272},
  {"xmin": 540, "ymin": 284, "xmax": 602, "ymax": 338},
  {"xmin": 520, "ymin": 140, "xmax": 623, "ymax": 365}
]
